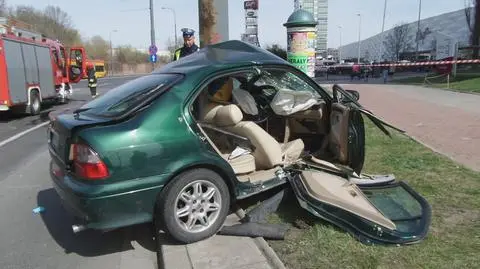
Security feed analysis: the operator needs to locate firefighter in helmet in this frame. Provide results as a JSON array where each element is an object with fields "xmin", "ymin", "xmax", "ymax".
[
  {"xmin": 87, "ymin": 63, "xmax": 98, "ymax": 98},
  {"xmin": 173, "ymin": 28, "xmax": 200, "ymax": 61}
]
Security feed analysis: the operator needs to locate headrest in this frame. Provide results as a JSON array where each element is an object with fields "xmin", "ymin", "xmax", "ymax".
[
  {"xmin": 214, "ymin": 104, "xmax": 243, "ymax": 127},
  {"xmin": 202, "ymin": 104, "xmax": 223, "ymax": 123}
]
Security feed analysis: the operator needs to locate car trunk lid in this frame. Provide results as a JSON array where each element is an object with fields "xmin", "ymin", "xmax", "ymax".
[{"xmin": 48, "ymin": 112, "xmax": 111, "ymax": 166}]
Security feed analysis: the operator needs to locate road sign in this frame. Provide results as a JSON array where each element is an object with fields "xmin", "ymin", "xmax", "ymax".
[
  {"xmin": 149, "ymin": 54, "xmax": 157, "ymax": 63},
  {"xmin": 149, "ymin": 45, "xmax": 158, "ymax": 55}
]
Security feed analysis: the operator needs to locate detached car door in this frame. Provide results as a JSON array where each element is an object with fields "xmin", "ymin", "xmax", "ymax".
[{"xmin": 289, "ymin": 84, "xmax": 431, "ymax": 246}]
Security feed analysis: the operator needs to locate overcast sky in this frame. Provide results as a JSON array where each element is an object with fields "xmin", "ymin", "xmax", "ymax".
[{"xmin": 8, "ymin": 0, "xmax": 467, "ymax": 51}]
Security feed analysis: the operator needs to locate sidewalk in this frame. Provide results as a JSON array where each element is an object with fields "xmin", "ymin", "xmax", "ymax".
[
  {"xmin": 158, "ymin": 213, "xmax": 284, "ymax": 269},
  {"xmin": 343, "ymin": 84, "xmax": 480, "ymax": 171}
]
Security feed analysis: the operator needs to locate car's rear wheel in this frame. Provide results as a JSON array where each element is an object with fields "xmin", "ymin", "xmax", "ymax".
[{"xmin": 156, "ymin": 168, "xmax": 230, "ymax": 244}]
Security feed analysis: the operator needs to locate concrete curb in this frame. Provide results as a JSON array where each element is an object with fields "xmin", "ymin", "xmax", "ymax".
[{"xmin": 235, "ymin": 208, "xmax": 287, "ymax": 269}]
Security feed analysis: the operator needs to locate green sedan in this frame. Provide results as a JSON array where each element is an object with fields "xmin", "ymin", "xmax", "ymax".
[{"xmin": 47, "ymin": 40, "xmax": 431, "ymax": 245}]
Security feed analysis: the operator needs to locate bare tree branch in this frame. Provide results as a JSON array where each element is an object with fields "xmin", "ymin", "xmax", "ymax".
[{"xmin": 383, "ymin": 22, "xmax": 413, "ymax": 61}]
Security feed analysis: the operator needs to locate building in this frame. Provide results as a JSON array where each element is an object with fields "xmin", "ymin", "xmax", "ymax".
[
  {"xmin": 339, "ymin": 8, "xmax": 473, "ymax": 62},
  {"xmin": 326, "ymin": 48, "xmax": 339, "ymax": 60},
  {"xmin": 294, "ymin": 0, "xmax": 328, "ymax": 55}
]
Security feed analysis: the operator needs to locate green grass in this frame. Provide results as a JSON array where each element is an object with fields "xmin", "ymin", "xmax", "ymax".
[
  {"xmin": 256, "ymin": 121, "xmax": 480, "ymax": 269},
  {"xmin": 392, "ymin": 73, "xmax": 480, "ymax": 94}
]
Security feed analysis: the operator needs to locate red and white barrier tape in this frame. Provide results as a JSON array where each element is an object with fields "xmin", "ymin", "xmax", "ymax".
[{"xmin": 333, "ymin": 59, "xmax": 480, "ymax": 68}]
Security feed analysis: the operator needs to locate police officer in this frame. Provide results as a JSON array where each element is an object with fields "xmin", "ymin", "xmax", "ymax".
[
  {"xmin": 173, "ymin": 28, "xmax": 200, "ymax": 61},
  {"xmin": 87, "ymin": 63, "xmax": 98, "ymax": 98}
]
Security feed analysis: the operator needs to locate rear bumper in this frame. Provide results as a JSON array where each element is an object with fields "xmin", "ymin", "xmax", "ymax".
[{"xmin": 49, "ymin": 160, "xmax": 167, "ymax": 230}]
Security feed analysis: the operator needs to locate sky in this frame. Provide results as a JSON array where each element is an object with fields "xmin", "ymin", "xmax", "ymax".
[{"xmin": 8, "ymin": 0, "xmax": 467, "ymax": 51}]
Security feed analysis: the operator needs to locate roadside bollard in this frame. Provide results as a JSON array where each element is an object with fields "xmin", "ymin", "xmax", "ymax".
[{"xmin": 283, "ymin": 9, "xmax": 318, "ymax": 78}]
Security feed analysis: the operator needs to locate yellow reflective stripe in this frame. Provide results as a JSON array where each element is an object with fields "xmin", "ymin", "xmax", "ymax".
[{"xmin": 175, "ymin": 49, "xmax": 181, "ymax": 60}]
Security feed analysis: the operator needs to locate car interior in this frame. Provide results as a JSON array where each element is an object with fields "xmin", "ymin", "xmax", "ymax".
[{"xmin": 190, "ymin": 68, "xmax": 354, "ymax": 185}]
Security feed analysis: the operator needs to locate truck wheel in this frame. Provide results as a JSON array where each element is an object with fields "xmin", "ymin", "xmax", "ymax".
[
  {"xmin": 155, "ymin": 169, "xmax": 230, "ymax": 244},
  {"xmin": 29, "ymin": 91, "xmax": 41, "ymax": 115}
]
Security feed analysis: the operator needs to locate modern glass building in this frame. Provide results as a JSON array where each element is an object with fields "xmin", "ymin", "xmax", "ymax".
[
  {"xmin": 339, "ymin": 8, "xmax": 472, "ymax": 62},
  {"xmin": 294, "ymin": 0, "xmax": 328, "ymax": 55}
]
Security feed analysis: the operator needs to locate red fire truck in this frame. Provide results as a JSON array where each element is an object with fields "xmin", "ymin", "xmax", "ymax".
[{"xmin": 0, "ymin": 17, "xmax": 86, "ymax": 115}]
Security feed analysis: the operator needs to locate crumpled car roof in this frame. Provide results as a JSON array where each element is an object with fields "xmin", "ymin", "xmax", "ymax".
[{"xmin": 153, "ymin": 40, "xmax": 289, "ymax": 74}]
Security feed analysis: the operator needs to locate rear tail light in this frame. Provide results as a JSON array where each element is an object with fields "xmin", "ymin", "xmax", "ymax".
[{"xmin": 71, "ymin": 143, "xmax": 109, "ymax": 180}]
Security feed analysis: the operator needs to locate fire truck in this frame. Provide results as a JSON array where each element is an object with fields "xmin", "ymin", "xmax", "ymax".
[{"xmin": 0, "ymin": 17, "xmax": 86, "ymax": 115}]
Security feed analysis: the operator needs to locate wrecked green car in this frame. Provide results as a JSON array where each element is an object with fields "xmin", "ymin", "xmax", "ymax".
[{"xmin": 47, "ymin": 40, "xmax": 431, "ymax": 245}]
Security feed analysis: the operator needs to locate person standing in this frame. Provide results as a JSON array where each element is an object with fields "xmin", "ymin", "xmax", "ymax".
[
  {"xmin": 87, "ymin": 63, "xmax": 98, "ymax": 98},
  {"xmin": 173, "ymin": 28, "xmax": 200, "ymax": 61}
]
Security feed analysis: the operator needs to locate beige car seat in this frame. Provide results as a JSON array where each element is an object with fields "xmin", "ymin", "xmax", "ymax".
[{"xmin": 213, "ymin": 104, "xmax": 305, "ymax": 170}]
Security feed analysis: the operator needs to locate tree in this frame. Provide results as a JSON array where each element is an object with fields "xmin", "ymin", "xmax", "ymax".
[
  {"xmin": 465, "ymin": 0, "xmax": 480, "ymax": 57},
  {"xmin": 115, "ymin": 45, "xmax": 149, "ymax": 66},
  {"xmin": 265, "ymin": 44, "xmax": 287, "ymax": 60},
  {"xmin": 165, "ymin": 36, "xmax": 184, "ymax": 55},
  {"xmin": 0, "ymin": 0, "xmax": 7, "ymax": 16},
  {"xmin": 383, "ymin": 22, "xmax": 413, "ymax": 61},
  {"xmin": 84, "ymin": 35, "xmax": 109, "ymax": 60},
  {"xmin": 10, "ymin": 5, "xmax": 81, "ymax": 45}
]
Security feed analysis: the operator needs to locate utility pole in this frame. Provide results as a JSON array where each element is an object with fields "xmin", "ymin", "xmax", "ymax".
[
  {"xmin": 149, "ymin": 0, "xmax": 156, "ymax": 69},
  {"xmin": 162, "ymin": 7, "xmax": 178, "ymax": 48},
  {"xmin": 338, "ymin": 25, "xmax": 342, "ymax": 63},
  {"xmin": 357, "ymin": 13, "xmax": 361, "ymax": 64},
  {"xmin": 415, "ymin": 0, "xmax": 422, "ymax": 60},
  {"xmin": 109, "ymin": 29, "xmax": 117, "ymax": 76},
  {"xmin": 198, "ymin": 0, "xmax": 229, "ymax": 47},
  {"xmin": 379, "ymin": 0, "xmax": 387, "ymax": 62}
]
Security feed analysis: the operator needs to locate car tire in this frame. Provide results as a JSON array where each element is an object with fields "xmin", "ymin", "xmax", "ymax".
[
  {"xmin": 29, "ymin": 90, "xmax": 41, "ymax": 115},
  {"xmin": 155, "ymin": 168, "xmax": 230, "ymax": 244}
]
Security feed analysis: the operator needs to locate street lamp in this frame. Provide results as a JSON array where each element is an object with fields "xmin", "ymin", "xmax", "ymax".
[
  {"xmin": 161, "ymin": 7, "xmax": 178, "ymax": 48},
  {"xmin": 415, "ymin": 0, "xmax": 422, "ymax": 60},
  {"xmin": 338, "ymin": 25, "xmax": 342, "ymax": 63},
  {"xmin": 109, "ymin": 29, "xmax": 118, "ymax": 76},
  {"xmin": 379, "ymin": 0, "xmax": 387, "ymax": 62},
  {"xmin": 356, "ymin": 13, "xmax": 361, "ymax": 64}
]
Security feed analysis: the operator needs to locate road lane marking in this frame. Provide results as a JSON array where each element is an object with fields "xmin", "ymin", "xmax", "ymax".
[{"xmin": 0, "ymin": 121, "xmax": 49, "ymax": 148}]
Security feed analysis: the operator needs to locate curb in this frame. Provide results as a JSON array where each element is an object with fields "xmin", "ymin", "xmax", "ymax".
[{"xmin": 235, "ymin": 208, "xmax": 287, "ymax": 269}]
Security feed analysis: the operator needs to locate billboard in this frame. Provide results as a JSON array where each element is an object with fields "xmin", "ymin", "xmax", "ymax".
[{"xmin": 244, "ymin": 0, "xmax": 258, "ymax": 10}]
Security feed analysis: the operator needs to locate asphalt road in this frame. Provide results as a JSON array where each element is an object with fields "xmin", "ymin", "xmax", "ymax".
[{"xmin": 0, "ymin": 75, "xmax": 159, "ymax": 269}]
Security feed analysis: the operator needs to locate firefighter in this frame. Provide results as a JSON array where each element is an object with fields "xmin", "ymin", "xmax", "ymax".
[
  {"xmin": 173, "ymin": 28, "xmax": 200, "ymax": 61},
  {"xmin": 87, "ymin": 63, "xmax": 98, "ymax": 98}
]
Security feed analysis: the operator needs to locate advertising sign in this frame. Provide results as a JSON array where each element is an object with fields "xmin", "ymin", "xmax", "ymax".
[
  {"xmin": 245, "ymin": 10, "xmax": 258, "ymax": 18},
  {"xmin": 244, "ymin": 0, "xmax": 258, "ymax": 10},
  {"xmin": 287, "ymin": 31, "xmax": 316, "ymax": 77}
]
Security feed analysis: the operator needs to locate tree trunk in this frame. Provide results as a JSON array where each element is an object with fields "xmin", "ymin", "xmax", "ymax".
[{"xmin": 473, "ymin": 0, "xmax": 480, "ymax": 58}]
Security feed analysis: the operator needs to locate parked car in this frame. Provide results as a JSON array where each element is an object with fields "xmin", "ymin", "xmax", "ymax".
[{"xmin": 47, "ymin": 40, "xmax": 431, "ymax": 245}]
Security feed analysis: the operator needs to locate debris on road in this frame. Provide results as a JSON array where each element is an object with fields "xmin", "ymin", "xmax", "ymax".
[{"xmin": 32, "ymin": 206, "xmax": 45, "ymax": 214}]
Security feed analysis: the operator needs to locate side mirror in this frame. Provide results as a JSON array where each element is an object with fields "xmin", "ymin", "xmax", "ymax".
[{"xmin": 345, "ymin": 89, "xmax": 360, "ymax": 101}]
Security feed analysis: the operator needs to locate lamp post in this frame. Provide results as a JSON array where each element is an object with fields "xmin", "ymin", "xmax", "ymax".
[
  {"xmin": 161, "ymin": 7, "xmax": 178, "ymax": 47},
  {"xmin": 338, "ymin": 25, "xmax": 342, "ymax": 63},
  {"xmin": 415, "ymin": 0, "xmax": 422, "ymax": 60},
  {"xmin": 356, "ymin": 13, "xmax": 361, "ymax": 64},
  {"xmin": 379, "ymin": 0, "xmax": 387, "ymax": 62},
  {"xmin": 109, "ymin": 29, "xmax": 118, "ymax": 76},
  {"xmin": 149, "ymin": 0, "xmax": 156, "ymax": 69}
]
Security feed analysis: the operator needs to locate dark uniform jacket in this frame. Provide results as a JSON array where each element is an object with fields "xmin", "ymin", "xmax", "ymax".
[
  {"xmin": 173, "ymin": 44, "xmax": 200, "ymax": 61},
  {"xmin": 87, "ymin": 68, "xmax": 97, "ymax": 88}
]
